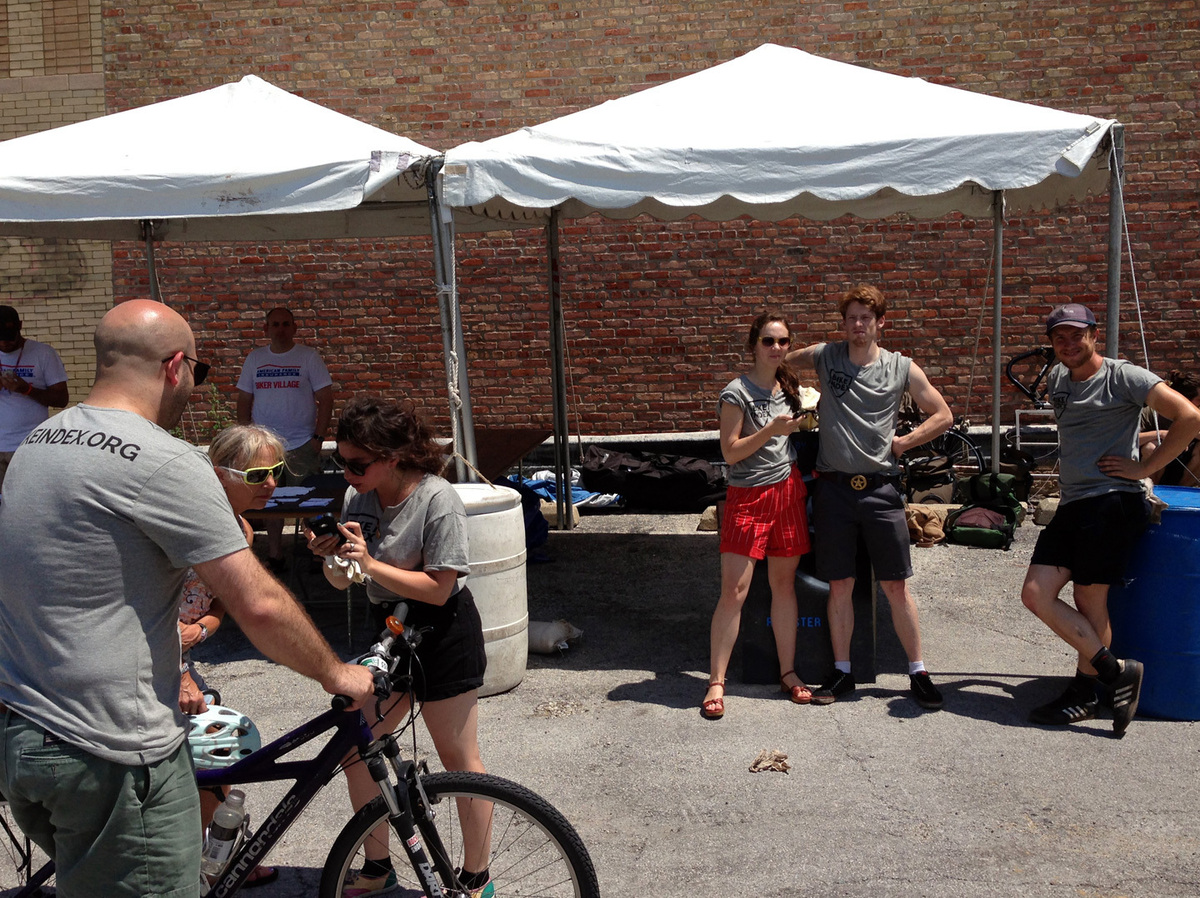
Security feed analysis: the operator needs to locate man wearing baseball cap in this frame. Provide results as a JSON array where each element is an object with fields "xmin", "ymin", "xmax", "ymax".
[
  {"xmin": 1020, "ymin": 302, "xmax": 1200, "ymax": 735},
  {"xmin": 0, "ymin": 305, "xmax": 69, "ymax": 490}
]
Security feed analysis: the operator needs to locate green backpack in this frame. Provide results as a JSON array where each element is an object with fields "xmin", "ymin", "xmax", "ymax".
[{"xmin": 944, "ymin": 473, "xmax": 1024, "ymax": 550}]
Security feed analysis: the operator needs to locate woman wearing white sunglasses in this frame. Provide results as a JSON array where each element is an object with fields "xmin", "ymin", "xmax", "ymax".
[{"xmin": 178, "ymin": 423, "xmax": 287, "ymax": 888}]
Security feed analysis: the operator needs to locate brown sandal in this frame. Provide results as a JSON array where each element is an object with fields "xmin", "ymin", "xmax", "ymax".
[
  {"xmin": 780, "ymin": 669, "xmax": 812, "ymax": 705},
  {"xmin": 701, "ymin": 680, "xmax": 726, "ymax": 720}
]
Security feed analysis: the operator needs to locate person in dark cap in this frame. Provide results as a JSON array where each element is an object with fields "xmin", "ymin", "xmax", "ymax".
[
  {"xmin": 1020, "ymin": 302, "xmax": 1200, "ymax": 736},
  {"xmin": 0, "ymin": 304, "xmax": 68, "ymax": 489}
]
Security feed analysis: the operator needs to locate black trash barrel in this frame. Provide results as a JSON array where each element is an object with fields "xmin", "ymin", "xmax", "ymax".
[{"xmin": 738, "ymin": 541, "xmax": 876, "ymax": 686}]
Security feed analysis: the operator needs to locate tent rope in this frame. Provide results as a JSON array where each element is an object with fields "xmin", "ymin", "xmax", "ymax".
[{"xmin": 961, "ymin": 240, "xmax": 995, "ymax": 424}]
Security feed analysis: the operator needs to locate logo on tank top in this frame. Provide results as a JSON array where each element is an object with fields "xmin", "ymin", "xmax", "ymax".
[
  {"xmin": 828, "ymin": 369, "xmax": 854, "ymax": 397},
  {"xmin": 1051, "ymin": 390, "xmax": 1070, "ymax": 419},
  {"xmin": 750, "ymin": 399, "xmax": 773, "ymax": 427}
]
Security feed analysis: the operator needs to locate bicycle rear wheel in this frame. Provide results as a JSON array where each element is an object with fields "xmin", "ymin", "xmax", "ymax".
[
  {"xmin": 319, "ymin": 771, "xmax": 599, "ymax": 898},
  {"xmin": 0, "ymin": 800, "xmax": 54, "ymax": 898}
]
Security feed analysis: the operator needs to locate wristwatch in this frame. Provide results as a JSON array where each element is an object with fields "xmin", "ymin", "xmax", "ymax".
[{"xmin": 198, "ymin": 623, "xmax": 209, "ymax": 642}]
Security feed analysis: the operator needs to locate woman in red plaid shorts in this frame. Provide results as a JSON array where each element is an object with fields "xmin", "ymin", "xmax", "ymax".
[{"xmin": 702, "ymin": 313, "xmax": 813, "ymax": 719}]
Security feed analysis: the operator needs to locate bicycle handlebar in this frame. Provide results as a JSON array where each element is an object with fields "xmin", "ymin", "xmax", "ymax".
[
  {"xmin": 1005, "ymin": 346, "xmax": 1056, "ymax": 407},
  {"xmin": 331, "ymin": 603, "xmax": 415, "ymax": 711}
]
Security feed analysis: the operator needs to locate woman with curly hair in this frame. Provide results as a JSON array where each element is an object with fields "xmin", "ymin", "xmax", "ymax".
[{"xmin": 307, "ymin": 396, "xmax": 492, "ymax": 897}]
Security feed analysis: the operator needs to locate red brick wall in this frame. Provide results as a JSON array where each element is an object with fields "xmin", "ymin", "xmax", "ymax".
[{"xmin": 103, "ymin": 1, "xmax": 1200, "ymax": 439}]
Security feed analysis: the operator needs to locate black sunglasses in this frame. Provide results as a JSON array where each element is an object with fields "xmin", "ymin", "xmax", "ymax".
[
  {"xmin": 332, "ymin": 450, "xmax": 380, "ymax": 478},
  {"xmin": 758, "ymin": 336, "xmax": 791, "ymax": 348},
  {"xmin": 163, "ymin": 353, "xmax": 210, "ymax": 386}
]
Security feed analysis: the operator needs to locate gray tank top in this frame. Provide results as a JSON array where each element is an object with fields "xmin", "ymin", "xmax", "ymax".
[
  {"xmin": 718, "ymin": 375, "xmax": 796, "ymax": 487},
  {"xmin": 813, "ymin": 342, "xmax": 911, "ymax": 474}
]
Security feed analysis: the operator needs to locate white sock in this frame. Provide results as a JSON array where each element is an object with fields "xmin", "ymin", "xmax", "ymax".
[
  {"xmin": 909, "ymin": 661, "xmax": 927, "ymax": 675},
  {"xmin": 835, "ymin": 661, "xmax": 852, "ymax": 674}
]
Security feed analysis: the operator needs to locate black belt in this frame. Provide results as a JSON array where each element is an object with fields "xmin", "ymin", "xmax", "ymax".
[{"xmin": 820, "ymin": 471, "xmax": 900, "ymax": 491}]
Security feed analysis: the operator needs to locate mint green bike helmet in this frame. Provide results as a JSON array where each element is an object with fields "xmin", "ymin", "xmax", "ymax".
[{"xmin": 187, "ymin": 704, "xmax": 261, "ymax": 769}]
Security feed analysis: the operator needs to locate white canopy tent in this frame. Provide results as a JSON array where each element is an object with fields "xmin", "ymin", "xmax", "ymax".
[
  {"xmin": 0, "ymin": 74, "xmax": 502, "ymax": 473},
  {"xmin": 441, "ymin": 44, "xmax": 1126, "ymax": 522}
]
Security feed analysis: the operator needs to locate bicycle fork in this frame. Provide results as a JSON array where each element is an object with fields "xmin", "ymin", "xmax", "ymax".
[{"xmin": 364, "ymin": 738, "xmax": 457, "ymax": 898}]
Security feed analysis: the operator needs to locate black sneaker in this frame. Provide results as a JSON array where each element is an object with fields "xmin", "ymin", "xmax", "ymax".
[
  {"xmin": 811, "ymin": 671, "xmax": 856, "ymax": 705},
  {"xmin": 1109, "ymin": 659, "xmax": 1144, "ymax": 737},
  {"xmin": 1029, "ymin": 687, "xmax": 1099, "ymax": 725},
  {"xmin": 909, "ymin": 671, "xmax": 944, "ymax": 710}
]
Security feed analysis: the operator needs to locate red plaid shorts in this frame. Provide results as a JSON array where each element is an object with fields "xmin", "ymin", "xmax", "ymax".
[{"xmin": 719, "ymin": 465, "xmax": 810, "ymax": 559}]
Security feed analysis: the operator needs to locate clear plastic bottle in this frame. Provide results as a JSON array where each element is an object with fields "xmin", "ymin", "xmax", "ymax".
[{"xmin": 200, "ymin": 789, "xmax": 247, "ymax": 880}]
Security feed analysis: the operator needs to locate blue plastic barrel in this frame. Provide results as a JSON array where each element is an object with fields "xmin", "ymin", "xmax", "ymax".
[{"xmin": 1109, "ymin": 485, "xmax": 1200, "ymax": 720}]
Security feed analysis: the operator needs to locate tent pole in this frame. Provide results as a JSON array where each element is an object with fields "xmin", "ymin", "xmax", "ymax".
[
  {"xmin": 547, "ymin": 208, "xmax": 574, "ymax": 530},
  {"xmin": 1105, "ymin": 124, "xmax": 1126, "ymax": 359},
  {"xmin": 427, "ymin": 160, "xmax": 477, "ymax": 480},
  {"xmin": 140, "ymin": 220, "xmax": 162, "ymax": 303},
  {"xmin": 991, "ymin": 191, "xmax": 1005, "ymax": 475}
]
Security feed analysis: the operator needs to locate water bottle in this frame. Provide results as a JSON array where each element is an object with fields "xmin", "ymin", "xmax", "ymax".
[{"xmin": 200, "ymin": 789, "xmax": 247, "ymax": 880}]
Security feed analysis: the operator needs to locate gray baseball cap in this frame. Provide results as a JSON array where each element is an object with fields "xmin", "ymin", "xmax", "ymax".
[{"xmin": 1045, "ymin": 303, "xmax": 1096, "ymax": 334}]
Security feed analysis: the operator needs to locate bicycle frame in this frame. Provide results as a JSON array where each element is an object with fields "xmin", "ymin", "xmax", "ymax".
[{"xmin": 196, "ymin": 705, "xmax": 375, "ymax": 898}]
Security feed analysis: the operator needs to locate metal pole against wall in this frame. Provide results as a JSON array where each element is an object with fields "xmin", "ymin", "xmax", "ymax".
[
  {"xmin": 140, "ymin": 219, "xmax": 162, "ymax": 303},
  {"xmin": 547, "ymin": 208, "xmax": 574, "ymax": 529},
  {"xmin": 427, "ymin": 160, "xmax": 477, "ymax": 480},
  {"xmin": 991, "ymin": 191, "xmax": 1005, "ymax": 474},
  {"xmin": 1105, "ymin": 124, "xmax": 1126, "ymax": 358}
]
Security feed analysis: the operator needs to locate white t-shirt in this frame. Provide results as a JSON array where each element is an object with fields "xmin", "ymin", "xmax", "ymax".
[
  {"xmin": 0, "ymin": 338, "xmax": 68, "ymax": 452},
  {"xmin": 236, "ymin": 344, "xmax": 332, "ymax": 450}
]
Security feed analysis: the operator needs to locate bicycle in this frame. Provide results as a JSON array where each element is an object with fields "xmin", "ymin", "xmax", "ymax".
[
  {"xmin": 897, "ymin": 413, "xmax": 986, "ymax": 503},
  {"xmin": 1004, "ymin": 346, "xmax": 1062, "ymax": 494},
  {"xmin": 0, "ymin": 608, "xmax": 600, "ymax": 898}
]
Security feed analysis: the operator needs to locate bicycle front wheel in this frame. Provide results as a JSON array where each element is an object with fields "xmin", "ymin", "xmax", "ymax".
[
  {"xmin": 0, "ymin": 799, "xmax": 54, "ymax": 898},
  {"xmin": 319, "ymin": 771, "xmax": 599, "ymax": 898}
]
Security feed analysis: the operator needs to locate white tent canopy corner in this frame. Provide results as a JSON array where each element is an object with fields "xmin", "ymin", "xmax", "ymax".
[
  {"xmin": 0, "ymin": 73, "xmax": 504, "ymax": 474},
  {"xmin": 441, "ymin": 43, "xmax": 1126, "ymax": 524}
]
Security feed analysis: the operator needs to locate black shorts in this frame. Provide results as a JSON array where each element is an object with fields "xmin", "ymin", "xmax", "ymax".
[
  {"xmin": 368, "ymin": 587, "xmax": 487, "ymax": 703},
  {"xmin": 1030, "ymin": 490, "xmax": 1150, "ymax": 586},
  {"xmin": 812, "ymin": 476, "xmax": 912, "ymax": 582}
]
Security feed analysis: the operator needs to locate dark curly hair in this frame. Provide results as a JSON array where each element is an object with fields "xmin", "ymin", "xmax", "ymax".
[
  {"xmin": 336, "ymin": 396, "xmax": 446, "ymax": 475},
  {"xmin": 746, "ymin": 311, "xmax": 801, "ymax": 414}
]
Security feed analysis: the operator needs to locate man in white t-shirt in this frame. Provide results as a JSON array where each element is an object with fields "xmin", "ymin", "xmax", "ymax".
[
  {"xmin": 0, "ymin": 304, "xmax": 69, "ymax": 490},
  {"xmin": 237, "ymin": 306, "xmax": 333, "ymax": 572}
]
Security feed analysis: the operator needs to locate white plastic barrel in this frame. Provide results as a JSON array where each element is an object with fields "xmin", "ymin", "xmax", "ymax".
[{"xmin": 452, "ymin": 483, "xmax": 528, "ymax": 696}]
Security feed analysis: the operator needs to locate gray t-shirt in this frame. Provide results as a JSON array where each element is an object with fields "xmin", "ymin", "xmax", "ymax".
[
  {"xmin": 718, "ymin": 376, "xmax": 796, "ymax": 487},
  {"xmin": 342, "ymin": 474, "xmax": 470, "ymax": 606},
  {"xmin": 1050, "ymin": 358, "xmax": 1161, "ymax": 504},
  {"xmin": 812, "ymin": 342, "xmax": 911, "ymax": 474},
  {"xmin": 0, "ymin": 405, "xmax": 247, "ymax": 765}
]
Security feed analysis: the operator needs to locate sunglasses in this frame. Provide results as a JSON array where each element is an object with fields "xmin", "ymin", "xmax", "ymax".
[
  {"xmin": 220, "ymin": 462, "xmax": 285, "ymax": 485},
  {"xmin": 162, "ymin": 353, "xmax": 211, "ymax": 386},
  {"xmin": 758, "ymin": 336, "xmax": 791, "ymax": 348},
  {"xmin": 332, "ymin": 450, "xmax": 380, "ymax": 478}
]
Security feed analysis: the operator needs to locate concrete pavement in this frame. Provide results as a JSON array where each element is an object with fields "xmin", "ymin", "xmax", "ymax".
[{"xmin": 130, "ymin": 514, "xmax": 1200, "ymax": 896}]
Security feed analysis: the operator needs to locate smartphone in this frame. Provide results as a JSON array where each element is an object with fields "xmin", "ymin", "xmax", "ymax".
[{"xmin": 309, "ymin": 513, "xmax": 347, "ymax": 546}]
